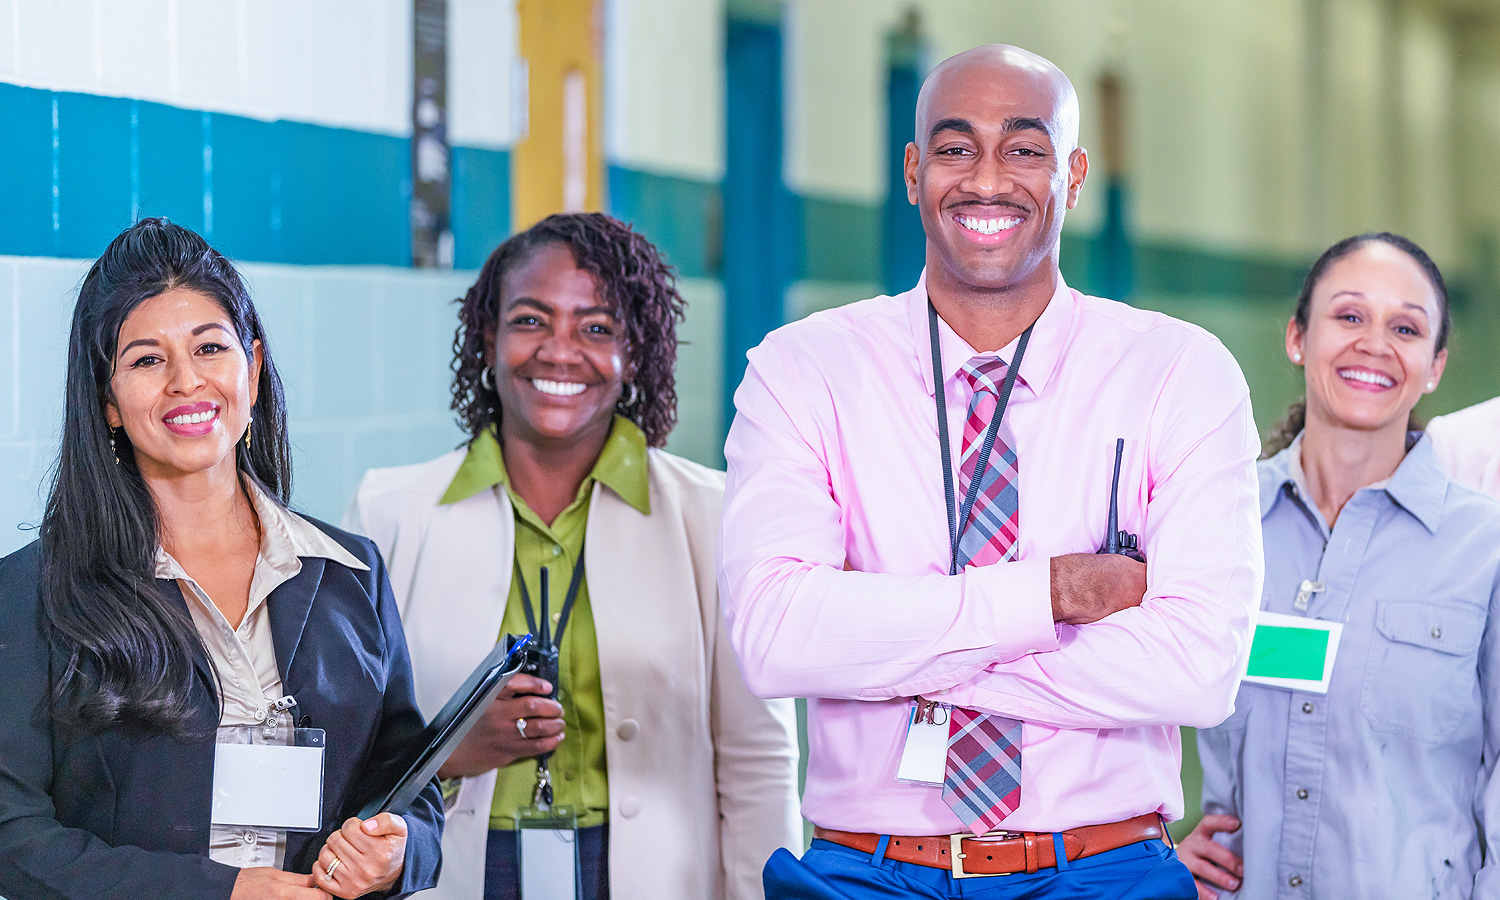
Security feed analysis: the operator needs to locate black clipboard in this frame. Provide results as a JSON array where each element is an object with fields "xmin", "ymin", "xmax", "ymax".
[{"xmin": 352, "ymin": 633, "xmax": 533, "ymax": 820}]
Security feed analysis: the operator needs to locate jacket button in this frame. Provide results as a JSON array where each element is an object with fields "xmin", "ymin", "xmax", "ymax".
[
  {"xmin": 1296, "ymin": 788, "xmax": 1309, "ymax": 799},
  {"xmin": 1289, "ymin": 875, "xmax": 1303, "ymax": 887},
  {"xmin": 620, "ymin": 797, "xmax": 641, "ymax": 818},
  {"xmin": 617, "ymin": 719, "xmax": 639, "ymax": 741}
]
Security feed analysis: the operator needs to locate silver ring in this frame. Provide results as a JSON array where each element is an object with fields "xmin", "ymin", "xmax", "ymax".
[
  {"xmin": 516, "ymin": 717, "xmax": 528, "ymax": 738},
  {"xmin": 325, "ymin": 856, "xmax": 341, "ymax": 880}
]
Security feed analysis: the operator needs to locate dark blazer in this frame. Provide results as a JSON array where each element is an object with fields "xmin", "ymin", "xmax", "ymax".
[{"xmin": 0, "ymin": 520, "xmax": 443, "ymax": 900}]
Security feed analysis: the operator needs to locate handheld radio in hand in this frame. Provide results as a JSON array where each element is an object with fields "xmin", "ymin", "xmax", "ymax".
[
  {"xmin": 517, "ymin": 567, "xmax": 561, "ymax": 700},
  {"xmin": 1098, "ymin": 438, "xmax": 1146, "ymax": 563}
]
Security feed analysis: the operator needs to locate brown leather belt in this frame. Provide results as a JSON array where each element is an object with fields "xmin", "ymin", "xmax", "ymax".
[{"xmin": 813, "ymin": 813, "xmax": 1166, "ymax": 878}]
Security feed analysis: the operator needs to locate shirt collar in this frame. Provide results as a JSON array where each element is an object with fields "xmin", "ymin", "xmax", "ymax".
[
  {"xmin": 440, "ymin": 414, "xmax": 652, "ymax": 515},
  {"xmin": 153, "ymin": 478, "xmax": 368, "ymax": 580},
  {"xmin": 907, "ymin": 268, "xmax": 1074, "ymax": 399},
  {"xmin": 1260, "ymin": 431, "xmax": 1447, "ymax": 533}
]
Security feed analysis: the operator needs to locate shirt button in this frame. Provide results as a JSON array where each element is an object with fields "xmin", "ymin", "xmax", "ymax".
[
  {"xmin": 620, "ymin": 796, "xmax": 641, "ymax": 818},
  {"xmin": 552, "ymin": 545, "xmax": 563, "ymax": 557},
  {"xmin": 1431, "ymin": 626, "xmax": 1443, "ymax": 639},
  {"xmin": 1302, "ymin": 702, "xmax": 1314, "ymax": 714},
  {"xmin": 243, "ymin": 830, "xmax": 256, "ymax": 844},
  {"xmin": 617, "ymin": 719, "xmax": 639, "ymax": 741},
  {"xmin": 1289, "ymin": 875, "xmax": 1303, "ymax": 887},
  {"xmin": 1297, "ymin": 788, "xmax": 1309, "ymax": 799}
]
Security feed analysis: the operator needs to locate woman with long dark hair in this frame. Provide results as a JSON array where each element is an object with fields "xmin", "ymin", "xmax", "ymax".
[
  {"xmin": 1178, "ymin": 233, "xmax": 1500, "ymax": 898},
  {"xmin": 0, "ymin": 218, "xmax": 442, "ymax": 899},
  {"xmin": 347, "ymin": 212, "xmax": 801, "ymax": 900}
]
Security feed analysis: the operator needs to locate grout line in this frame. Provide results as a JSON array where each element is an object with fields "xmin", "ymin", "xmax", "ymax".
[{"xmin": 9, "ymin": 263, "xmax": 19, "ymax": 436}]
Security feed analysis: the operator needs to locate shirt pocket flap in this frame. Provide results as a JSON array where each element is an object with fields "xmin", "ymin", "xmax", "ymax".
[{"xmin": 1376, "ymin": 600, "xmax": 1484, "ymax": 655}]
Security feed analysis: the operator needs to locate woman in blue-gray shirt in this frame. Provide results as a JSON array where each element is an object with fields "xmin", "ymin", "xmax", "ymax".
[{"xmin": 1180, "ymin": 232, "xmax": 1500, "ymax": 900}]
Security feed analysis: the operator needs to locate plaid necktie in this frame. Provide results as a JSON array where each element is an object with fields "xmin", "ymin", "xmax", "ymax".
[{"xmin": 942, "ymin": 356, "xmax": 1024, "ymax": 835}]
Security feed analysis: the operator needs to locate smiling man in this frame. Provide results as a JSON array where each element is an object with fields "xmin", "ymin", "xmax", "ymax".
[{"xmin": 718, "ymin": 45, "xmax": 1264, "ymax": 899}]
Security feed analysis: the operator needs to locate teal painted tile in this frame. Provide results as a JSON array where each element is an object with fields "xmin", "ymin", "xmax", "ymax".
[
  {"xmin": 57, "ymin": 92, "xmax": 133, "ymax": 259},
  {"xmin": 306, "ymin": 273, "xmax": 379, "ymax": 418},
  {"xmin": 0, "ymin": 84, "xmax": 56, "ymax": 257},
  {"xmin": 134, "ymin": 99, "xmax": 206, "ymax": 234},
  {"xmin": 278, "ymin": 121, "xmax": 410, "ymax": 266},
  {"xmin": 452, "ymin": 146, "xmax": 510, "ymax": 269},
  {"xmin": 212, "ymin": 112, "xmax": 279, "ymax": 262},
  {"xmin": 608, "ymin": 166, "xmax": 719, "ymax": 280},
  {"xmin": 800, "ymin": 194, "xmax": 880, "ymax": 284},
  {"xmin": 378, "ymin": 280, "xmax": 459, "ymax": 418},
  {"xmin": 0, "ymin": 442, "xmax": 47, "ymax": 557},
  {"xmin": 287, "ymin": 428, "xmax": 349, "ymax": 523}
]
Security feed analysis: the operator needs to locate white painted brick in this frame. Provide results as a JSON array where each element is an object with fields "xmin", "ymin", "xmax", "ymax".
[
  {"xmin": 302, "ymin": 0, "xmax": 387, "ymax": 133},
  {"xmin": 0, "ymin": 0, "xmax": 19, "ymax": 79},
  {"xmin": 98, "ymin": 0, "xmax": 172, "ymax": 101},
  {"xmin": 377, "ymin": 0, "xmax": 413, "ymax": 139},
  {"xmin": 15, "ymin": 0, "xmax": 97, "ymax": 93},
  {"xmin": 448, "ymin": 0, "xmax": 518, "ymax": 150},
  {"xmin": 605, "ymin": 0, "xmax": 721, "ymax": 180},
  {"xmin": 173, "ymin": 0, "xmax": 242, "ymax": 111},
  {"xmin": 242, "ymin": 0, "xmax": 302, "ymax": 123}
]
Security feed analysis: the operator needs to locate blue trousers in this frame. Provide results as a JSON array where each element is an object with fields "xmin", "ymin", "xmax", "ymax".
[
  {"xmin": 764, "ymin": 837, "xmax": 1197, "ymax": 899},
  {"xmin": 483, "ymin": 824, "xmax": 610, "ymax": 900}
]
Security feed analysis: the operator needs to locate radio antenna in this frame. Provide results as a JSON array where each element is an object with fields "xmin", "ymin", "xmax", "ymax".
[
  {"xmin": 1106, "ymin": 438, "xmax": 1124, "ymax": 555},
  {"xmin": 539, "ymin": 567, "xmax": 551, "ymax": 648}
]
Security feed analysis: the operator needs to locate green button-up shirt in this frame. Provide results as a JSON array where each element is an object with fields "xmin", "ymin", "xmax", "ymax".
[{"xmin": 440, "ymin": 415, "xmax": 650, "ymax": 830}]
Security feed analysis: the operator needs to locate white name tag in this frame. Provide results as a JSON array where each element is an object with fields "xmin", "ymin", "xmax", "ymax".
[
  {"xmin": 519, "ymin": 826, "xmax": 580, "ymax": 900},
  {"xmin": 211, "ymin": 741, "xmax": 325, "ymax": 831},
  {"xmin": 895, "ymin": 701, "xmax": 949, "ymax": 786},
  {"xmin": 1240, "ymin": 611, "xmax": 1344, "ymax": 694}
]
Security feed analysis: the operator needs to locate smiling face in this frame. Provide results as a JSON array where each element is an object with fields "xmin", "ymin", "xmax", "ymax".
[
  {"xmin": 486, "ymin": 242, "xmax": 627, "ymax": 449},
  {"xmin": 105, "ymin": 288, "xmax": 261, "ymax": 482},
  {"xmin": 905, "ymin": 46, "xmax": 1087, "ymax": 299},
  {"xmin": 1290, "ymin": 241, "xmax": 1447, "ymax": 437}
]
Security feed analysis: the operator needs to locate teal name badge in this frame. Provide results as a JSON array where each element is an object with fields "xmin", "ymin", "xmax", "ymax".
[{"xmin": 1241, "ymin": 611, "xmax": 1343, "ymax": 694}]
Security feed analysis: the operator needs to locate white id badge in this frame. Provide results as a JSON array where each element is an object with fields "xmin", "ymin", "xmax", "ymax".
[
  {"xmin": 517, "ymin": 809, "xmax": 580, "ymax": 900},
  {"xmin": 895, "ymin": 701, "xmax": 949, "ymax": 786},
  {"xmin": 211, "ymin": 728, "xmax": 325, "ymax": 831}
]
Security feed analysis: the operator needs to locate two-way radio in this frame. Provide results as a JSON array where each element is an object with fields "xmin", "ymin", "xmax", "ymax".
[{"xmin": 1098, "ymin": 437, "xmax": 1146, "ymax": 563}]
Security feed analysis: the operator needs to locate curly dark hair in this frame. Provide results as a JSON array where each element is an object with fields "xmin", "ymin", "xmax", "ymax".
[
  {"xmin": 1262, "ymin": 231, "xmax": 1447, "ymax": 458},
  {"xmin": 451, "ymin": 212, "xmax": 687, "ymax": 447}
]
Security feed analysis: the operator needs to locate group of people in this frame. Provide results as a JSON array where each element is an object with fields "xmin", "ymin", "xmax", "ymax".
[{"xmin": 0, "ymin": 41, "xmax": 1497, "ymax": 900}]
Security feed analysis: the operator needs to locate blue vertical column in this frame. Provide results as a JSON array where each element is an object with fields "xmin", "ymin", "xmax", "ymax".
[
  {"xmin": 722, "ymin": 18, "xmax": 796, "ymax": 449},
  {"xmin": 882, "ymin": 57, "xmax": 924, "ymax": 296}
]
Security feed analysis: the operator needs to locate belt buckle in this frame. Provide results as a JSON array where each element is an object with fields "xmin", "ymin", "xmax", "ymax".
[{"xmin": 949, "ymin": 832, "xmax": 1019, "ymax": 879}]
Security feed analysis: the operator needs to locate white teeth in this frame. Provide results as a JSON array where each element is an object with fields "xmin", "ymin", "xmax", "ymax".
[
  {"xmin": 1338, "ymin": 368, "xmax": 1394, "ymax": 388},
  {"xmin": 956, "ymin": 214, "xmax": 1022, "ymax": 235},
  {"xmin": 532, "ymin": 379, "xmax": 587, "ymax": 397},
  {"xmin": 166, "ymin": 410, "xmax": 216, "ymax": 425}
]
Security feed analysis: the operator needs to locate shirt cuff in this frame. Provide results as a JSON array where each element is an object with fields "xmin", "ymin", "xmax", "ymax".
[{"xmin": 972, "ymin": 557, "xmax": 1058, "ymax": 661}]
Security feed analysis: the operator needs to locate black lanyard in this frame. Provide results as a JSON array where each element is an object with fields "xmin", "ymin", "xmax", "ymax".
[
  {"xmin": 929, "ymin": 300, "xmax": 1033, "ymax": 575},
  {"xmin": 515, "ymin": 551, "xmax": 587, "ymax": 649}
]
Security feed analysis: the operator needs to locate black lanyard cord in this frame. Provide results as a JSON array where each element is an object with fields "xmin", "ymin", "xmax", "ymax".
[
  {"xmin": 928, "ymin": 300, "xmax": 1033, "ymax": 575},
  {"xmin": 515, "ymin": 549, "xmax": 587, "ymax": 649}
]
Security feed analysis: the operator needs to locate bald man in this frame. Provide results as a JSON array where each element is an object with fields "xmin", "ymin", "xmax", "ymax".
[{"xmin": 718, "ymin": 46, "xmax": 1262, "ymax": 899}]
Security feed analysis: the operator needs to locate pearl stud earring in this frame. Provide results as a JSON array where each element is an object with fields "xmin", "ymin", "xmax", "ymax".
[{"xmin": 1293, "ymin": 352, "xmax": 1302, "ymax": 363}]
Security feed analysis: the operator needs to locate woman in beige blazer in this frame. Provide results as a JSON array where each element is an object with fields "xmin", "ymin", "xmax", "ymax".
[{"xmin": 346, "ymin": 212, "xmax": 801, "ymax": 900}]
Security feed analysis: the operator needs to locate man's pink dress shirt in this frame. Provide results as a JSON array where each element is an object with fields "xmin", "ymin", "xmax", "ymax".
[{"xmin": 719, "ymin": 275, "xmax": 1263, "ymax": 836}]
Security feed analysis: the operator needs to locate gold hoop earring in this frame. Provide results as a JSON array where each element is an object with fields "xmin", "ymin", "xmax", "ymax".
[{"xmin": 245, "ymin": 415, "xmax": 253, "ymax": 449}]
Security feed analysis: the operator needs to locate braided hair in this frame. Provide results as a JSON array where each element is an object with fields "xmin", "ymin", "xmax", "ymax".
[{"xmin": 451, "ymin": 213, "xmax": 686, "ymax": 447}]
